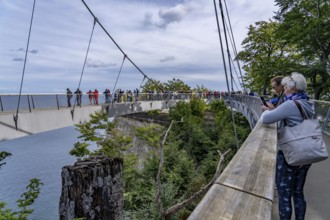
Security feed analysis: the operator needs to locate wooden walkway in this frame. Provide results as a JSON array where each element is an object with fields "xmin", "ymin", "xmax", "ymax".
[{"xmin": 272, "ymin": 132, "xmax": 330, "ymax": 219}]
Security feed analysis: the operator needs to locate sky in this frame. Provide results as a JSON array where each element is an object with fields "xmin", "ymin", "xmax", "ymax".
[{"xmin": 0, "ymin": 0, "xmax": 278, "ymax": 94}]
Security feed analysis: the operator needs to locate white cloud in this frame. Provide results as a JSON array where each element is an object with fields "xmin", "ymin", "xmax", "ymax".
[{"xmin": 0, "ymin": 0, "xmax": 278, "ymax": 93}]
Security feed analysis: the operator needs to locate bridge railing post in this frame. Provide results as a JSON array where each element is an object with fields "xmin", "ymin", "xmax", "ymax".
[
  {"xmin": 27, "ymin": 95, "xmax": 32, "ymax": 113},
  {"xmin": 56, "ymin": 95, "xmax": 60, "ymax": 110},
  {"xmin": 31, "ymin": 95, "xmax": 35, "ymax": 109},
  {"xmin": 0, "ymin": 96, "xmax": 3, "ymax": 112}
]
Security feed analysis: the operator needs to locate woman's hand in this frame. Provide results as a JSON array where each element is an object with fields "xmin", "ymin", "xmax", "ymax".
[
  {"xmin": 261, "ymin": 105, "xmax": 270, "ymax": 112},
  {"xmin": 266, "ymin": 102, "xmax": 275, "ymax": 110}
]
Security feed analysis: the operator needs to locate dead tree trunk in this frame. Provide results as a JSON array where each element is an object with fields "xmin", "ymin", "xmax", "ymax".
[{"xmin": 59, "ymin": 156, "xmax": 123, "ymax": 220}]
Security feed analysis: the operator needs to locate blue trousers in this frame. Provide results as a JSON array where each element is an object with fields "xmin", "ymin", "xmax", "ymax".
[{"xmin": 276, "ymin": 151, "xmax": 311, "ymax": 220}]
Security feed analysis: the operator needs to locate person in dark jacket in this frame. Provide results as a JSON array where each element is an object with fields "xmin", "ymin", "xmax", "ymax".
[
  {"xmin": 66, "ymin": 88, "xmax": 73, "ymax": 107},
  {"xmin": 261, "ymin": 72, "xmax": 314, "ymax": 220},
  {"xmin": 74, "ymin": 88, "xmax": 82, "ymax": 106}
]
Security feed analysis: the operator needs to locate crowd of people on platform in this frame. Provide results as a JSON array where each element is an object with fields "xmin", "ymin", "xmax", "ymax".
[{"xmin": 65, "ymin": 87, "xmax": 264, "ymax": 108}]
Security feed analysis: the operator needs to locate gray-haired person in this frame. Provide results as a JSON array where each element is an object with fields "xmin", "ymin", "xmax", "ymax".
[{"xmin": 260, "ymin": 72, "xmax": 314, "ymax": 219}]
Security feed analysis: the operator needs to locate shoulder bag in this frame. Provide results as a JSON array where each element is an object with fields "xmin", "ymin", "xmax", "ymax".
[{"xmin": 278, "ymin": 100, "xmax": 328, "ymax": 166}]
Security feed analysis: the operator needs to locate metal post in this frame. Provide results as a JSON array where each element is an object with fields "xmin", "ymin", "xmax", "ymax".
[
  {"xmin": 31, "ymin": 95, "xmax": 35, "ymax": 109},
  {"xmin": 0, "ymin": 96, "xmax": 3, "ymax": 111},
  {"xmin": 322, "ymin": 107, "xmax": 330, "ymax": 132},
  {"xmin": 56, "ymin": 95, "xmax": 60, "ymax": 110},
  {"xmin": 27, "ymin": 95, "xmax": 31, "ymax": 112}
]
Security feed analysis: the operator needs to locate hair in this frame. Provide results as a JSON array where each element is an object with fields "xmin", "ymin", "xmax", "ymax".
[
  {"xmin": 281, "ymin": 72, "xmax": 307, "ymax": 92},
  {"xmin": 271, "ymin": 76, "xmax": 284, "ymax": 86}
]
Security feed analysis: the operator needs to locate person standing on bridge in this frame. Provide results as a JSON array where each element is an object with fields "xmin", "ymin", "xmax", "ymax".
[
  {"xmin": 93, "ymin": 89, "xmax": 99, "ymax": 105},
  {"xmin": 66, "ymin": 88, "xmax": 73, "ymax": 107},
  {"xmin": 86, "ymin": 90, "xmax": 94, "ymax": 105},
  {"xmin": 261, "ymin": 72, "xmax": 313, "ymax": 220},
  {"xmin": 74, "ymin": 88, "xmax": 82, "ymax": 107},
  {"xmin": 262, "ymin": 76, "xmax": 285, "ymax": 110}
]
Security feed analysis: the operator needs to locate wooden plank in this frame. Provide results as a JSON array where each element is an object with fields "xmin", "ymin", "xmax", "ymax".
[
  {"xmin": 188, "ymin": 184, "xmax": 272, "ymax": 220},
  {"xmin": 217, "ymin": 121, "xmax": 277, "ymax": 200}
]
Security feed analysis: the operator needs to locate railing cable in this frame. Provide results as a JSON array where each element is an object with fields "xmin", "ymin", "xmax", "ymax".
[
  {"xmin": 223, "ymin": 0, "xmax": 245, "ymax": 91},
  {"xmin": 71, "ymin": 16, "xmax": 97, "ymax": 118},
  {"xmin": 13, "ymin": 0, "xmax": 37, "ymax": 130},
  {"xmin": 112, "ymin": 55, "xmax": 126, "ymax": 96},
  {"xmin": 218, "ymin": 0, "xmax": 239, "ymax": 149}
]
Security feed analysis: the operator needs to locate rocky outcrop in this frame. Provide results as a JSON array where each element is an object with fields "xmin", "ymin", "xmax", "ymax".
[
  {"xmin": 114, "ymin": 115, "xmax": 166, "ymax": 170},
  {"xmin": 59, "ymin": 156, "xmax": 123, "ymax": 220}
]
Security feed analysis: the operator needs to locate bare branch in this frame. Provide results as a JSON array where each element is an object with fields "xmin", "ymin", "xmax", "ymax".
[{"xmin": 156, "ymin": 120, "xmax": 175, "ymax": 218}]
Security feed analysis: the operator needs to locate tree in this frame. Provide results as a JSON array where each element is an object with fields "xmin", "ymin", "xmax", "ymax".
[
  {"xmin": 0, "ymin": 151, "xmax": 11, "ymax": 168},
  {"xmin": 163, "ymin": 78, "xmax": 191, "ymax": 92},
  {"xmin": 141, "ymin": 78, "xmax": 165, "ymax": 93},
  {"xmin": 275, "ymin": 0, "xmax": 330, "ymax": 99},
  {"xmin": 1, "ymin": 153, "xmax": 43, "ymax": 219},
  {"xmin": 0, "ymin": 179, "xmax": 43, "ymax": 220},
  {"xmin": 70, "ymin": 111, "xmax": 132, "ymax": 159},
  {"xmin": 237, "ymin": 20, "xmax": 295, "ymax": 95}
]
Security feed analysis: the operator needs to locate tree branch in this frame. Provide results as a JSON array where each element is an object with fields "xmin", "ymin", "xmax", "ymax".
[{"xmin": 156, "ymin": 120, "xmax": 175, "ymax": 218}]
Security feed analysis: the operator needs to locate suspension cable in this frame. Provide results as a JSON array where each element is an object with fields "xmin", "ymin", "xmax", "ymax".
[
  {"xmin": 112, "ymin": 55, "xmax": 126, "ymax": 96},
  {"xmin": 71, "ymin": 17, "xmax": 97, "ymax": 115},
  {"xmin": 81, "ymin": 0, "xmax": 163, "ymax": 92},
  {"xmin": 140, "ymin": 76, "xmax": 147, "ymax": 88},
  {"xmin": 13, "ymin": 0, "xmax": 37, "ymax": 130},
  {"xmin": 218, "ymin": 0, "xmax": 239, "ymax": 149},
  {"xmin": 223, "ymin": 0, "xmax": 245, "ymax": 91},
  {"xmin": 213, "ymin": 0, "xmax": 239, "ymax": 150}
]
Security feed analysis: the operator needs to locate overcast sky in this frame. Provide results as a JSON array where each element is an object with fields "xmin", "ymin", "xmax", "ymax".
[{"xmin": 0, "ymin": 0, "xmax": 278, "ymax": 94}]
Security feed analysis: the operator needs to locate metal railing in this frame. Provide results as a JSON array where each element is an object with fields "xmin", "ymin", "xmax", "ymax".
[
  {"xmin": 226, "ymin": 94, "xmax": 330, "ymax": 133},
  {"xmin": 0, "ymin": 93, "xmax": 213, "ymax": 113}
]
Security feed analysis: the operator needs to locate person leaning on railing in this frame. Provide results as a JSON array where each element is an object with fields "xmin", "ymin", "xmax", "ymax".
[{"xmin": 260, "ymin": 72, "xmax": 314, "ymax": 220}]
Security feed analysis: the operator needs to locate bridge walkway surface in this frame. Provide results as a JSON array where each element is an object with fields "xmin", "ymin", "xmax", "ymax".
[{"xmin": 272, "ymin": 132, "xmax": 330, "ymax": 220}]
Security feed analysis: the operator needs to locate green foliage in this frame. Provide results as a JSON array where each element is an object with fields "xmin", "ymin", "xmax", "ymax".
[
  {"xmin": 0, "ymin": 178, "xmax": 43, "ymax": 220},
  {"xmin": 142, "ymin": 78, "xmax": 191, "ymax": 93},
  {"xmin": 0, "ymin": 151, "xmax": 11, "ymax": 168},
  {"xmin": 164, "ymin": 78, "xmax": 191, "ymax": 92},
  {"xmin": 148, "ymin": 110, "xmax": 161, "ymax": 116},
  {"xmin": 189, "ymin": 97, "xmax": 206, "ymax": 118},
  {"xmin": 124, "ymin": 97, "xmax": 251, "ymax": 219},
  {"xmin": 209, "ymin": 99, "xmax": 227, "ymax": 112},
  {"xmin": 70, "ymin": 112, "xmax": 131, "ymax": 159},
  {"xmin": 169, "ymin": 101, "xmax": 192, "ymax": 122},
  {"xmin": 69, "ymin": 142, "xmax": 90, "ymax": 160},
  {"xmin": 274, "ymin": 0, "xmax": 330, "ymax": 99},
  {"xmin": 141, "ymin": 78, "xmax": 165, "ymax": 93},
  {"xmin": 237, "ymin": 20, "xmax": 295, "ymax": 95},
  {"xmin": 238, "ymin": 1, "xmax": 330, "ymax": 99},
  {"xmin": 70, "ymin": 98, "xmax": 250, "ymax": 219},
  {"xmin": 135, "ymin": 125, "xmax": 164, "ymax": 148}
]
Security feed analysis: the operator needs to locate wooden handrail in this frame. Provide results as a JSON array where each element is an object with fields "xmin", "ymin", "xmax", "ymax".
[{"xmin": 188, "ymin": 120, "xmax": 277, "ymax": 219}]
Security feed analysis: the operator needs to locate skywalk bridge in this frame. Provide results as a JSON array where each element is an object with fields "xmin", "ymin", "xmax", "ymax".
[
  {"xmin": 1, "ymin": 93, "xmax": 329, "ymax": 219},
  {"xmin": 0, "ymin": 93, "xmax": 198, "ymax": 141}
]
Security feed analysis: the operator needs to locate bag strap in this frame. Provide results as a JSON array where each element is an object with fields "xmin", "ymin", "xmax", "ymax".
[{"xmin": 294, "ymin": 100, "xmax": 308, "ymax": 119}]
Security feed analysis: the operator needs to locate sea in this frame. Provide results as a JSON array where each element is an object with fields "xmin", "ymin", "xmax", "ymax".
[
  {"xmin": 0, "ymin": 126, "xmax": 84, "ymax": 219},
  {"xmin": 0, "ymin": 94, "xmax": 104, "ymax": 219}
]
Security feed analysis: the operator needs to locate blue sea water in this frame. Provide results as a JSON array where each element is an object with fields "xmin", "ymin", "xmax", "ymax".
[
  {"xmin": 1, "ymin": 94, "xmax": 105, "ymax": 112},
  {"xmin": 0, "ymin": 126, "xmax": 83, "ymax": 220}
]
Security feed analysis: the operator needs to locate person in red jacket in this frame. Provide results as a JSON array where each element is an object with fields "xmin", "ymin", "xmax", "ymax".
[{"xmin": 93, "ymin": 89, "xmax": 99, "ymax": 105}]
